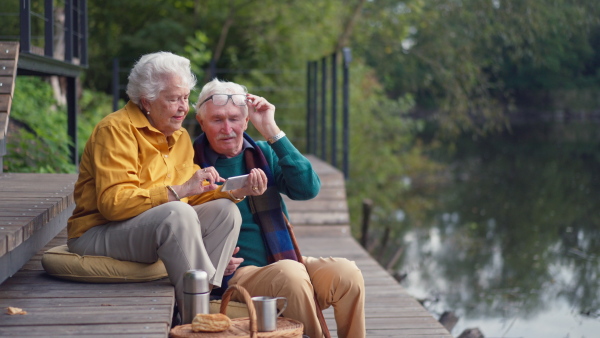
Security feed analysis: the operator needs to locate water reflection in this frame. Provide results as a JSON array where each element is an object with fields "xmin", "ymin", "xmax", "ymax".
[{"xmin": 397, "ymin": 122, "xmax": 600, "ymax": 337}]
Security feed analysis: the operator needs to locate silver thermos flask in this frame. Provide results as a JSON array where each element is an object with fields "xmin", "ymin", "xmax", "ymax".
[{"xmin": 182, "ymin": 269, "xmax": 210, "ymax": 324}]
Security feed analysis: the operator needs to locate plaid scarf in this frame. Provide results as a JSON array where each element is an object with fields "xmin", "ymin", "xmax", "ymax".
[{"xmin": 194, "ymin": 132, "xmax": 299, "ymax": 264}]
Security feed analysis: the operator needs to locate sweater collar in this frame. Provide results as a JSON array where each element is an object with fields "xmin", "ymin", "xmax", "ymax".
[{"xmin": 203, "ymin": 137, "xmax": 254, "ymax": 166}]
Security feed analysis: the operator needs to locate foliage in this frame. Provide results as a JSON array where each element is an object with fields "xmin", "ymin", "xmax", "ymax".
[
  {"xmin": 5, "ymin": 77, "xmax": 76, "ymax": 173},
  {"xmin": 4, "ymin": 77, "xmax": 115, "ymax": 173},
  {"xmin": 183, "ymin": 30, "xmax": 212, "ymax": 81},
  {"xmin": 77, "ymin": 89, "xmax": 117, "ymax": 156},
  {"xmin": 355, "ymin": 0, "xmax": 600, "ymax": 135},
  {"xmin": 83, "ymin": 0, "xmax": 600, "ymax": 135},
  {"xmin": 8, "ymin": 0, "xmax": 598, "ymax": 249},
  {"xmin": 84, "ymin": 0, "xmax": 193, "ymax": 92},
  {"xmin": 343, "ymin": 63, "xmax": 445, "ymax": 237}
]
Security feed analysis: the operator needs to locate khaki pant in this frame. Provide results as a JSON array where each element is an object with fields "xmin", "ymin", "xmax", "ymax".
[
  {"xmin": 229, "ymin": 257, "xmax": 365, "ymax": 338},
  {"xmin": 68, "ymin": 199, "xmax": 241, "ymax": 310}
]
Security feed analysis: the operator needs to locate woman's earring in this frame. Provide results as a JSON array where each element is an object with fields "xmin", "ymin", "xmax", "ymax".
[{"xmin": 147, "ymin": 111, "xmax": 150, "ymax": 115}]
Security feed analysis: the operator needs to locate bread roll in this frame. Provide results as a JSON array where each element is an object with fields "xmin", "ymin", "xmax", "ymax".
[{"xmin": 191, "ymin": 313, "xmax": 231, "ymax": 332}]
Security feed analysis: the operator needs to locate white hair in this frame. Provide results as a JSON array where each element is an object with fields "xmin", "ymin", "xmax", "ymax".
[
  {"xmin": 195, "ymin": 78, "xmax": 248, "ymax": 118},
  {"xmin": 126, "ymin": 51, "xmax": 196, "ymax": 106}
]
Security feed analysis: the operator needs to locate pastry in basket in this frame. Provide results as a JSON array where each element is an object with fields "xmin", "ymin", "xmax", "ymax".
[{"xmin": 191, "ymin": 313, "xmax": 232, "ymax": 332}]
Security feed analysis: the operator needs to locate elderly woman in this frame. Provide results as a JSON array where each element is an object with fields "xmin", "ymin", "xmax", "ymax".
[{"xmin": 67, "ymin": 52, "xmax": 254, "ymax": 319}]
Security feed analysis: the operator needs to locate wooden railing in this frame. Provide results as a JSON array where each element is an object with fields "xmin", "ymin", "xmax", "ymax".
[
  {"xmin": 306, "ymin": 49, "xmax": 352, "ymax": 179},
  {"xmin": 19, "ymin": 0, "xmax": 88, "ymax": 67},
  {"xmin": 0, "ymin": 42, "xmax": 19, "ymax": 173}
]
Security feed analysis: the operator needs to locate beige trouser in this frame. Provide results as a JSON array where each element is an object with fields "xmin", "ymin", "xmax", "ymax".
[
  {"xmin": 68, "ymin": 200, "xmax": 241, "ymax": 311},
  {"xmin": 228, "ymin": 257, "xmax": 365, "ymax": 338}
]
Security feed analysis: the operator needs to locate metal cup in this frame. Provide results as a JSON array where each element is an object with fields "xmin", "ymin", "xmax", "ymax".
[{"xmin": 251, "ymin": 296, "xmax": 288, "ymax": 332}]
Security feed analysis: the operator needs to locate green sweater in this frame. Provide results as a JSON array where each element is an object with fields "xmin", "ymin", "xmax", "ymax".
[{"xmin": 214, "ymin": 137, "xmax": 321, "ymax": 268}]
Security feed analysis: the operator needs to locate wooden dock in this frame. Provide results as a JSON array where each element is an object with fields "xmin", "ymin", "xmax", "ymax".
[
  {"xmin": 0, "ymin": 173, "xmax": 176, "ymax": 337},
  {"xmin": 0, "ymin": 156, "xmax": 452, "ymax": 337},
  {"xmin": 290, "ymin": 156, "xmax": 452, "ymax": 338}
]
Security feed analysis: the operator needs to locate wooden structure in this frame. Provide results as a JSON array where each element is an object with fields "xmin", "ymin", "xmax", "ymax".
[
  {"xmin": 0, "ymin": 172, "xmax": 177, "ymax": 337},
  {"xmin": 0, "ymin": 42, "xmax": 19, "ymax": 172},
  {"xmin": 0, "ymin": 156, "xmax": 452, "ymax": 337},
  {"xmin": 0, "ymin": 0, "xmax": 88, "ymax": 171}
]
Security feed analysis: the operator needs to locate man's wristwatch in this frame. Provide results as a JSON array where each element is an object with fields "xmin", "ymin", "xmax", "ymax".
[{"xmin": 267, "ymin": 130, "xmax": 286, "ymax": 144}]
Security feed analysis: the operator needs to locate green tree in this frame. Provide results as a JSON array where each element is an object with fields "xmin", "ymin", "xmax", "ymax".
[{"xmin": 354, "ymin": 0, "xmax": 600, "ymax": 135}]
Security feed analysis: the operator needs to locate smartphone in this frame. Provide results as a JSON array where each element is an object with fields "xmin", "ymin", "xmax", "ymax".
[{"xmin": 222, "ymin": 174, "xmax": 249, "ymax": 192}]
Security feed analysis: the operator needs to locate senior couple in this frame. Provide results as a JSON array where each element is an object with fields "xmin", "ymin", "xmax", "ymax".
[{"xmin": 66, "ymin": 51, "xmax": 364, "ymax": 338}]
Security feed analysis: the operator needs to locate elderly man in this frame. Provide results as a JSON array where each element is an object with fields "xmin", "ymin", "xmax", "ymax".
[{"xmin": 192, "ymin": 78, "xmax": 365, "ymax": 338}]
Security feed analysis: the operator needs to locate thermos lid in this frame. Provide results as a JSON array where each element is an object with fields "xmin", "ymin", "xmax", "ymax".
[{"xmin": 183, "ymin": 269, "xmax": 209, "ymax": 293}]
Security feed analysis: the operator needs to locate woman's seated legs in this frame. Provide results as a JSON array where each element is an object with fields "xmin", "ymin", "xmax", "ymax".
[{"xmin": 68, "ymin": 199, "xmax": 241, "ymax": 312}]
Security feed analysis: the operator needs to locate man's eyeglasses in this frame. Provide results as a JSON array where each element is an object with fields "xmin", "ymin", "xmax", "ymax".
[{"xmin": 198, "ymin": 94, "xmax": 247, "ymax": 107}]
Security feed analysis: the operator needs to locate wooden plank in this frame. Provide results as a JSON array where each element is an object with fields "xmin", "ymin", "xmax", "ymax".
[
  {"xmin": 284, "ymin": 199, "xmax": 349, "ymax": 212},
  {"xmin": 0, "ymin": 235, "xmax": 5, "ymax": 257},
  {"xmin": 284, "ymin": 188, "xmax": 346, "ymax": 200},
  {"xmin": 0, "ymin": 225, "xmax": 24, "ymax": 251},
  {"xmin": 0, "ymin": 307, "xmax": 173, "ymax": 326},
  {"xmin": 0, "ymin": 100, "xmax": 10, "ymax": 117},
  {"xmin": 288, "ymin": 211, "xmax": 349, "ymax": 225},
  {"xmin": 0, "ymin": 296, "xmax": 174, "ymax": 308},
  {"xmin": 291, "ymin": 225, "xmax": 351, "ymax": 238},
  {"xmin": 0, "ymin": 323, "xmax": 169, "ymax": 337},
  {"xmin": 0, "ymin": 42, "xmax": 19, "ymax": 60},
  {"xmin": 0, "ymin": 279, "xmax": 174, "ymax": 293},
  {"xmin": 0, "ymin": 76, "xmax": 13, "ymax": 94},
  {"xmin": 0, "ymin": 287, "xmax": 174, "ymax": 299},
  {"xmin": 0, "ymin": 60, "xmax": 16, "ymax": 76}
]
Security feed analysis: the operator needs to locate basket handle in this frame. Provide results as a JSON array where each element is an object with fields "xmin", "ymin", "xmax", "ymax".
[{"xmin": 220, "ymin": 285, "xmax": 258, "ymax": 338}]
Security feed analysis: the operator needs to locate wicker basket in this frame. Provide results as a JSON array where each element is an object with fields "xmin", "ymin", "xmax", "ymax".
[{"xmin": 169, "ymin": 285, "xmax": 304, "ymax": 338}]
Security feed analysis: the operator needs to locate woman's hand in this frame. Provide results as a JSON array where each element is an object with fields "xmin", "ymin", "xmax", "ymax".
[
  {"xmin": 172, "ymin": 167, "xmax": 225, "ymax": 200},
  {"xmin": 224, "ymin": 247, "xmax": 244, "ymax": 276},
  {"xmin": 230, "ymin": 168, "xmax": 267, "ymax": 199}
]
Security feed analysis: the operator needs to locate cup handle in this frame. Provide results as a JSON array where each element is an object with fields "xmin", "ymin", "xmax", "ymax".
[{"xmin": 275, "ymin": 297, "xmax": 287, "ymax": 317}]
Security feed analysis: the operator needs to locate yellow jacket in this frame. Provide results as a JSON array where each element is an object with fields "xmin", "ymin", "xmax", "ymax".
[{"xmin": 67, "ymin": 101, "xmax": 231, "ymax": 239}]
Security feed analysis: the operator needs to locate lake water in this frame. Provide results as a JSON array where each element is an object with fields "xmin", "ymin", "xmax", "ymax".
[{"xmin": 393, "ymin": 120, "xmax": 600, "ymax": 337}]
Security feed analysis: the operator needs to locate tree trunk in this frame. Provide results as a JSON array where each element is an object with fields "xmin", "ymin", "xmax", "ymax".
[
  {"xmin": 51, "ymin": 6, "xmax": 66, "ymax": 106},
  {"xmin": 335, "ymin": 0, "xmax": 367, "ymax": 52}
]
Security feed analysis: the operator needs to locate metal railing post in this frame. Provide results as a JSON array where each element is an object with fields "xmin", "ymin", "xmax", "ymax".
[
  {"xmin": 342, "ymin": 48, "xmax": 352, "ymax": 179},
  {"xmin": 331, "ymin": 52, "xmax": 337, "ymax": 167},
  {"xmin": 112, "ymin": 58, "xmax": 120, "ymax": 112},
  {"xmin": 72, "ymin": 0, "xmax": 80, "ymax": 59},
  {"xmin": 67, "ymin": 76, "xmax": 78, "ymax": 166},
  {"xmin": 19, "ymin": 0, "xmax": 31, "ymax": 53},
  {"xmin": 44, "ymin": 0, "xmax": 54, "ymax": 57},
  {"xmin": 306, "ymin": 61, "xmax": 312, "ymax": 154},
  {"xmin": 80, "ymin": 0, "xmax": 88, "ymax": 66},
  {"xmin": 320, "ymin": 57, "xmax": 327, "ymax": 160},
  {"xmin": 310, "ymin": 61, "xmax": 318, "ymax": 155},
  {"xmin": 64, "ymin": 0, "xmax": 73, "ymax": 62}
]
